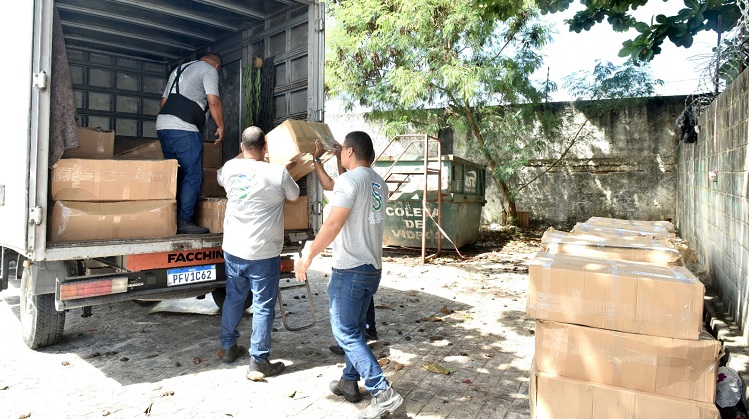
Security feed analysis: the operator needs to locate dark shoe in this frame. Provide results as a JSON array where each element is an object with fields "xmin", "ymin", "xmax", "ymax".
[
  {"xmin": 218, "ymin": 343, "xmax": 246, "ymax": 364},
  {"xmin": 177, "ymin": 219, "xmax": 209, "ymax": 234},
  {"xmin": 247, "ymin": 359, "xmax": 286, "ymax": 377},
  {"xmin": 329, "ymin": 345, "xmax": 345, "ymax": 356},
  {"xmin": 357, "ymin": 385, "xmax": 403, "ymax": 419},
  {"xmin": 365, "ymin": 331, "xmax": 378, "ymax": 341},
  {"xmin": 330, "ymin": 379, "xmax": 362, "ymax": 403}
]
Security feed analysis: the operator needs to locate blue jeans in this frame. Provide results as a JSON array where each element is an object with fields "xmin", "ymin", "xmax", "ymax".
[
  {"xmin": 157, "ymin": 129, "xmax": 203, "ymax": 221},
  {"xmin": 220, "ymin": 252, "xmax": 280, "ymax": 362},
  {"xmin": 328, "ymin": 264, "xmax": 388, "ymax": 394}
]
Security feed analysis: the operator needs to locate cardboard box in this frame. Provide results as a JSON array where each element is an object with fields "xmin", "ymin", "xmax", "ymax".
[
  {"xmin": 51, "ymin": 159, "xmax": 178, "ymax": 201},
  {"xmin": 194, "ymin": 196, "xmax": 308, "ymax": 233},
  {"xmin": 266, "ymin": 119, "xmax": 337, "ymax": 180},
  {"xmin": 527, "ymin": 252, "xmax": 704, "ymax": 340},
  {"xmin": 571, "ymin": 222, "xmax": 676, "ymax": 240},
  {"xmin": 201, "ymin": 168, "xmax": 226, "ymax": 197},
  {"xmin": 530, "ymin": 365, "xmax": 720, "ymax": 419},
  {"xmin": 115, "ymin": 138, "xmax": 163, "ymax": 159},
  {"xmin": 586, "ymin": 216, "xmax": 675, "ymax": 233},
  {"xmin": 62, "ymin": 126, "xmax": 115, "ymax": 159},
  {"xmin": 49, "ymin": 200, "xmax": 176, "ymax": 242},
  {"xmin": 195, "ymin": 198, "xmax": 227, "ymax": 233},
  {"xmin": 534, "ymin": 320, "xmax": 721, "ymax": 402},
  {"xmin": 284, "ymin": 196, "xmax": 309, "ymax": 230},
  {"xmin": 202, "ymin": 141, "xmax": 223, "ymax": 168},
  {"xmin": 541, "ymin": 228, "xmax": 682, "ymax": 266}
]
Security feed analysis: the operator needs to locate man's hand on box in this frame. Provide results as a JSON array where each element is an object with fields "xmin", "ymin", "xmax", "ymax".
[
  {"xmin": 313, "ymin": 140, "xmax": 325, "ymax": 159},
  {"xmin": 333, "ymin": 141, "xmax": 342, "ymax": 159}
]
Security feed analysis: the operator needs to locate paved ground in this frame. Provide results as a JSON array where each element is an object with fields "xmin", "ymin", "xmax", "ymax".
[{"xmin": 0, "ymin": 230, "xmax": 539, "ymax": 419}]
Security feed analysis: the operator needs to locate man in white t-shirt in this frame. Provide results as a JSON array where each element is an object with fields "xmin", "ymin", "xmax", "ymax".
[
  {"xmin": 296, "ymin": 131, "xmax": 403, "ymax": 419},
  {"xmin": 217, "ymin": 126, "xmax": 299, "ymax": 378}
]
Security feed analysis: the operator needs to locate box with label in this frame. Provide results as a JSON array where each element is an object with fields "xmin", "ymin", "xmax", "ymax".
[
  {"xmin": 201, "ymin": 168, "xmax": 226, "ymax": 197},
  {"xmin": 266, "ymin": 119, "xmax": 337, "ymax": 180},
  {"xmin": 62, "ymin": 126, "xmax": 115, "ymax": 159},
  {"xmin": 195, "ymin": 198, "xmax": 227, "ymax": 233},
  {"xmin": 49, "ymin": 200, "xmax": 176, "ymax": 242},
  {"xmin": 51, "ymin": 159, "xmax": 178, "ymax": 201},
  {"xmin": 115, "ymin": 138, "xmax": 163, "ymax": 159},
  {"xmin": 527, "ymin": 252, "xmax": 704, "ymax": 340},
  {"xmin": 534, "ymin": 320, "xmax": 720, "ymax": 402},
  {"xmin": 530, "ymin": 366, "xmax": 719, "ymax": 419},
  {"xmin": 541, "ymin": 228, "xmax": 682, "ymax": 266},
  {"xmin": 202, "ymin": 141, "xmax": 223, "ymax": 168}
]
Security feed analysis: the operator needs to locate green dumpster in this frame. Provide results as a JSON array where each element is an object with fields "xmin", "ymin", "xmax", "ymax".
[{"xmin": 374, "ymin": 155, "xmax": 486, "ymax": 249}]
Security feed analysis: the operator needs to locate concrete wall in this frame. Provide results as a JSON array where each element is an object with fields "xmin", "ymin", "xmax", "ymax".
[
  {"xmin": 327, "ymin": 96, "xmax": 686, "ymax": 230},
  {"xmin": 677, "ymin": 74, "xmax": 749, "ymax": 340}
]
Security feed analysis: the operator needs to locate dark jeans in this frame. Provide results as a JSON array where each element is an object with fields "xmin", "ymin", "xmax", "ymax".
[{"xmin": 157, "ymin": 129, "xmax": 203, "ymax": 221}]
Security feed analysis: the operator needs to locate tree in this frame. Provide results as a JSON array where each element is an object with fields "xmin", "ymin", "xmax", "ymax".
[
  {"xmin": 474, "ymin": 0, "xmax": 742, "ymax": 63},
  {"xmin": 326, "ymin": 0, "xmax": 552, "ymax": 218}
]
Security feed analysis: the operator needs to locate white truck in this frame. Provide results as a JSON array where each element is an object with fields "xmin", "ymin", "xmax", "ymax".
[{"xmin": 2, "ymin": 0, "xmax": 325, "ymax": 348}]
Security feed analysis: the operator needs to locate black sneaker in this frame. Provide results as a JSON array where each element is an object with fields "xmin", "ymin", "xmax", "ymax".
[
  {"xmin": 330, "ymin": 379, "xmax": 362, "ymax": 403},
  {"xmin": 247, "ymin": 359, "xmax": 286, "ymax": 377},
  {"xmin": 329, "ymin": 345, "xmax": 345, "ymax": 356},
  {"xmin": 177, "ymin": 219, "xmax": 209, "ymax": 234},
  {"xmin": 218, "ymin": 343, "xmax": 246, "ymax": 364},
  {"xmin": 357, "ymin": 385, "xmax": 403, "ymax": 419}
]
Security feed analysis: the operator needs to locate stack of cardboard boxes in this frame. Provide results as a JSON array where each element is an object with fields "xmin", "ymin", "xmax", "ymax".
[
  {"xmin": 49, "ymin": 127, "xmax": 178, "ymax": 242},
  {"xmin": 195, "ymin": 119, "xmax": 337, "ymax": 233},
  {"xmin": 527, "ymin": 217, "xmax": 721, "ymax": 418}
]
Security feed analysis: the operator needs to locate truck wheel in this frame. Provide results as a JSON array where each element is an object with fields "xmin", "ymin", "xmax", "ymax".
[
  {"xmin": 211, "ymin": 287, "xmax": 253, "ymax": 311},
  {"xmin": 20, "ymin": 267, "xmax": 65, "ymax": 348}
]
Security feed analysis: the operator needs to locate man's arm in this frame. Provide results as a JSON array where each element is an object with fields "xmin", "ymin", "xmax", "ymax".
[
  {"xmin": 206, "ymin": 94, "xmax": 224, "ymax": 144},
  {"xmin": 159, "ymin": 97, "xmax": 167, "ymax": 108},
  {"xmin": 294, "ymin": 206, "xmax": 350, "ymax": 281}
]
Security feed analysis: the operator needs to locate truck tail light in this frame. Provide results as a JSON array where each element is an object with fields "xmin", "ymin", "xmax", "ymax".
[
  {"xmin": 59, "ymin": 277, "xmax": 129, "ymax": 301},
  {"xmin": 280, "ymin": 258, "xmax": 295, "ymax": 273}
]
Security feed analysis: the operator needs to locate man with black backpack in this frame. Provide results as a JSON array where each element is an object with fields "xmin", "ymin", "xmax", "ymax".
[{"xmin": 157, "ymin": 52, "xmax": 225, "ymax": 234}]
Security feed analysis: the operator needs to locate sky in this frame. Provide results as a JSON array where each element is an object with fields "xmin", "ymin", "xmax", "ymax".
[{"xmin": 538, "ymin": 1, "xmax": 719, "ymax": 101}]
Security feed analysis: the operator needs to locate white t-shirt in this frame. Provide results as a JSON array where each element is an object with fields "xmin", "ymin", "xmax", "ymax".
[
  {"xmin": 217, "ymin": 159, "xmax": 299, "ymax": 260},
  {"xmin": 330, "ymin": 166, "xmax": 389, "ymax": 269}
]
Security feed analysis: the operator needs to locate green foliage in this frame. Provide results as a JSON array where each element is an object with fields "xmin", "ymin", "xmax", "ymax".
[
  {"xmin": 243, "ymin": 64, "xmax": 261, "ymax": 128},
  {"xmin": 563, "ymin": 59, "xmax": 663, "ymax": 102}
]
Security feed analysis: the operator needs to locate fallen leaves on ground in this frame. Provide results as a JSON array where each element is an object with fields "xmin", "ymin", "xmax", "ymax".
[{"xmin": 423, "ymin": 363, "xmax": 455, "ymax": 375}]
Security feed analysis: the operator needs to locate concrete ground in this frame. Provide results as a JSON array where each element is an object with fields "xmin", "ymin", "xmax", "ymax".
[{"xmin": 0, "ymin": 229, "xmax": 539, "ymax": 419}]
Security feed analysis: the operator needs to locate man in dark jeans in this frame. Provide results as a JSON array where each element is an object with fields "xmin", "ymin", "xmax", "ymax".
[
  {"xmin": 310, "ymin": 140, "xmax": 378, "ymax": 355},
  {"xmin": 157, "ymin": 52, "xmax": 225, "ymax": 234}
]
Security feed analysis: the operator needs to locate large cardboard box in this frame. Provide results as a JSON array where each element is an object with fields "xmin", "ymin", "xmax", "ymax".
[
  {"xmin": 527, "ymin": 252, "xmax": 704, "ymax": 340},
  {"xmin": 51, "ymin": 159, "xmax": 178, "ymax": 201},
  {"xmin": 530, "ymin": 366, "xmax": 720, "ymax": 419},
  {"xmin": 62, "ymin": 127, "xmax": 115, "ymax": 159},
  {"xmin": 202, "ymin": 141, "xmax": 223, "ymax": 168},
  {"xmin": 535, "ymin": 320, "xmax": 721, "ymax": 402},
  {"xmin": 49, "ymin": 200, "xmax": 176, "ymax": 242},
  {"xmin": 541, "ymin": 228, "xmax": 682, "ymax": 266},
  {"xmin": 586, "ymin": 216, "xmax": 675, "ymax": 233},
  {"xmin": 266, "ymin": 119, "xmax": 337, "ymax": 180},
  {"xmin": 571, "ymin": 222, "xmax": 677, "ymax": 240},
  {"xmin": 283, "ymin": 196, "xmax": 309, "ymax": 230},
  {"xmin": 195, "ymin": 198, "xmax": 227, "ymax": 233},
  {"xmin": 201, "ymin": 168, "xmax": 226, "ymax": 197},
  {"xmin": 115, "ymin": 138, "xmax": 163, "ymax": 159}
]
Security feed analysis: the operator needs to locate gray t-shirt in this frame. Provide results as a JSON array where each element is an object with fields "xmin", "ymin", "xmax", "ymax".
[
  {"xmin": 330, "ymin": 166, "xmax": 389, "ymax": 269},
  {"xmin": 218, "ymin": 159, "xmax": 300, "ymax": 261},
  {"xmin": 156, "ymin": 60, "xmax": 220, "ymax": 132}
]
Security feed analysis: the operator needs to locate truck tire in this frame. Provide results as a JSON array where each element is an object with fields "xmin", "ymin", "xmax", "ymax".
[
  {"xmin": 211, "ymin": 287, "xmax": 253, "ymax": 311},
  {"xmin": 20, "ymin": 267, "xmax": 65, "ymax": 349}
]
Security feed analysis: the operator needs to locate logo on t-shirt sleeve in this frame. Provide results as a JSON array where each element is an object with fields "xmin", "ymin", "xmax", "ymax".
[{"xmin": 369, "ymin": 181, "xmax": 384, "ymax": 225}]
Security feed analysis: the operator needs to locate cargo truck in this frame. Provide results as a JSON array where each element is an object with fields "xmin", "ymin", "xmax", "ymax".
[{"xmin": 2, "ymin": 0, "xmax": 326, "ymax": 348}]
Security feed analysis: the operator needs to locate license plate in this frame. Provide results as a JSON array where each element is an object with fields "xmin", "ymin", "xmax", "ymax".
[{"xmin": 167, "ymin": 264, "xmax": 217, "ymax": 287}]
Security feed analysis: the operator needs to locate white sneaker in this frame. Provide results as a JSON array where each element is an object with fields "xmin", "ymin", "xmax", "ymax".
[{"xmin": 356, "ymin": 385, "xmax": 403, "ymax": 419}]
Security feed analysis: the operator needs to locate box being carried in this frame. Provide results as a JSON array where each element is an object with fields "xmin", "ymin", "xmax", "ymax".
[
  {"xmin": 49, "ymin": 200, "xmax": 176, "ymax": 242},
  {"xmin": 541, "ymin": 228, "xmax": 682, "ymax": 266},
  {"xmin": 51, "ymin": 158, "xmax": 178, "ymax": 201},
  {"xmin": 527, "ymin": 252, "xmax": 704, "ymax": 340},
  {"xmin": 266, "ymin": 119, "xmax": 337, "ymax": 180},
  {"xmin": 534, "ymin": 320, "xmax": 721, "ymax": 402},
  {"xmin": 62, "ymin": 126, "xmax": 115, "ymax": 159},
  {"xmin": 530, "ymin": 365, "xmax": 719, "ymax": 419},
  {"xmin": 195, "ymin": 196, "xmax": 309, "ymax": 234}
]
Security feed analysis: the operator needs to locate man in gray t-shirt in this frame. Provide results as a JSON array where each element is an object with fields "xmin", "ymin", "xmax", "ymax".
[
  {"xmin": 157, "ymin": 52, "xmax": 225, "ymax": 234},
  {"xmin": 296, "ymin": 132, "xmax": 403, "ymax": 419}
]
